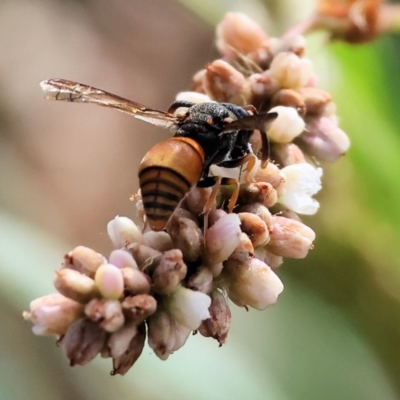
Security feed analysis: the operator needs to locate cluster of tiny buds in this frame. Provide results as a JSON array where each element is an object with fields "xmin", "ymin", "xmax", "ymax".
[{"xmin": 23, "ymin": 13, "xmax": 350, "ymax": 375}]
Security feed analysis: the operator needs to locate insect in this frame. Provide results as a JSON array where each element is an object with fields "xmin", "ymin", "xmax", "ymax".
[{"xmin": 40, "ymin": 79, "xmax": 277, "ymax": 231}]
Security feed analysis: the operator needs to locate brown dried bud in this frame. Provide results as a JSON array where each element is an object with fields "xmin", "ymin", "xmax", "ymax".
[
  {"xmin": 299, "ymin": 116, "xmax": 350, "ymax": 162},
  {"xmin": 203, "ymin": 60, "xmax": 251, "ymax": 105},
  {"xmin": 239, "ymin": 182, "xmax": 278, "ymax": 208},
  {"xmin": 237, "ymin": 203, "xmax": 273, "ymax": 231},
  {"xmin": 167, "ymin": 217, "xmax": 203, "ymax": 263},
  {"xmin": 53, "ymin": 269, "xmax": 98, "ymax": 303},
  {"xmin": 127, "ymin": 243, "xmax": 161, "ymax": 270},
  {"xmin": 248, "ymin": 71, "xmax": 280, "ymax": 107},
  {"xmin": 187, "ymin": 267, "xmax": 214, "ymax": 294},
  {"xmin": 238, "ymin": 212, "xmax": 269, "ymax": 247},
  {"xmin": 121, "ymin": 294, "xmax": 157, "ymax": 323},
  {"xmin": 105, "ymin": 320, "xmax": 138, "ymax": 359},
  {"xmin": 152, "ymin": 249, "xmax": 187, "ymax": 295},
  {"xmin": 121, "ymin": 267, "xmax": 151, "ymax": 295},
  {"xmin": 85, "ymin": 299, "xmax": 125, "ymax": 332},
  {"xmin": 63, "ymin": 318, "xmax": 107, "ymax": 366},
  {"xmin": 198, "ymin": 290, "xmax": 231, "ymax": 346},
  {"xmin": 271, "ymin": 89, "xmax": 306, "ymax": 115},
  {"xmin": 63, "ymin": 246, "xmax": 104, "ymax": 278},
  {"xmin": 142, "ymin": 231, "xmax": 173, "ymax": 252},
  {"xmin": 266, "ymin": 216, "xmax": 315, "ymax": 259},
  {"xmin": 112, "ymin": 323, "xmax": 146, "ymax": 375},
  {"xmin": 147, "ymin": 310, "xmax": 176, "ymax": 360},
  {"xmin": 271, "ymin": 143, "xmax": 307, "ymax": 167}
]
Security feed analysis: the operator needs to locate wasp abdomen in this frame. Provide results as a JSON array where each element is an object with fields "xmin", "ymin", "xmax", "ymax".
[{"xmin": 138, "ymin": 137, "xmax": 205, "ymax": 231}]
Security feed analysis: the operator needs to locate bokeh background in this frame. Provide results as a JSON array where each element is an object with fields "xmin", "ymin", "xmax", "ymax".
[{"xmin": 1, "ymin": 0, "xmax": 400, "ymax": 399}]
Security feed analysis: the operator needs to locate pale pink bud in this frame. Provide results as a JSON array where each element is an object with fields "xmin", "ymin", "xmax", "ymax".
[
  {"xmin": 216, "ymin": 12, "xmax": 269, "ymax": 58},
  {"xmin": 187, "ymin": 267, "xmax": 214, "ymax": 294},
  {"xmin": 272, "ymin": 143, "xmax": 307, "ymax": 166},
  {"xmin": 228, "ymin": 258, "xmax": 284, "ymax": 310},
  {"xmin": 109, "ymin": 249, "xmax": 138, "ymax": 269},
  {"xmin": 255, "ymin": 247, "xmax": 284, "ymax": 269},
  {"xmin": 186, "ymin": 186, "xmax": 213, "ymax": 216},
  {"xmin": 270, "ymin": 52, "xmax": 314, "ymax": 90},
  {"xmin": 106, "ymin": 321, "xmax": 138, "ymax": 359},
  {"xmin": 208, "ymin": 209, "xmax": 228, "ymax": 226},
  {"xmin": 53, "ymin": 269, "xmax": 98, "ymax": 303},
  {"xmin": 62, "ymin": 318, "xmax": 107, "ymax": 366},
  {"xmin": 171, "ymin": 323, "xmax": 191, "ymax": 352},
  {"xmin": 238, "ymin": 212, "xmax": 269, "ymax": 247},
  {"xmin": 300, "ymin": 116, "xmax": 351, "ymax": 162},
  {"xmin": 147, "ymin": 310, "xmax": 176, "ymax": 360},
  {"xmin": 205, "ymin": 213, "xmax": 242, "ymax": 264},
  {"xmin": 271, "ymin": 89, "xmax": 306, "ymax": 115},
  {"xmin": 85, "ymin": 299, "xmax": 125, "ymax": 332},
  {"xmin": 63, "ymin": 246, "xmax": 104, "ymax": 278},
  {"xmin": 175, "ymin": 91, "xmax": 212, "ymax": 104},
  {"xmin": 279, "ymin": 163, "xmax": 322, "ymax": 215},
  {"xmin": 203, "ymin": 60, "xmax": 250, "ymax": 105},
  {"xmin": 107, "ymin": 216, "xmax": 142, "ymax": 248},
  {"xmin": 269, "ymin": 35, "xmax": 306, "ymax": 57},
  {"xmin": 199, "ymin": 290, "xmax": 231, "ymax": 346},
  {"xmin": 166, "ymin": 286, "xmax": 211, "ymax": 330},
  {"xmin": 248, "ymin": 71, "xmax": 280, "ymax": 105},
  {"xmin": 152, "ymin": 249, "xmax": 187, "ymax": 295},
  {"xmin": 95, "ymin": 264, "xmax": 124, "ymax": 300},
  {"xmin": 266, "ymin": 216, "xmax": 315, "ymax": 258},
  {"xmin": 142, "ymin": 231, "xmax": 173, "ymax": 252},
  {"xmin": 249, "ymin": 159, "xmax": 286, "ymax": 196},
  {"xmin": 112, "ymin": 323, "xmax": 146, "ymax": 375},
  {"xmin": 167, "ymin": 217, "xmax": 203, "ymax": 263},
  {"xmin": 298, "ymin": 87, "xmax": 332, "ymax": 116},
  {"xmin": 127, "ymin": 243, "xmax": 161, "ymax": 268},
  {"xmin": 229, "ymin": 232, "xmax": 254, "ymax": 263},
  {"xmin": 237, "ymin": 203, "xmax": 273, "ymax": 231},
  {"xmin": 267, "ymin": 106, "xmax": 305, "ymax": 143},
  {"xmin": 121, "ymin": 294, "xmax": 157, "ymax": 323},
  {"xmin": 121, "ymin": 268, "xmax": 151, "ymax": 295},
  {"xmin": 23, "ymin": 293, "xmax": 83, "ymax": 336}
]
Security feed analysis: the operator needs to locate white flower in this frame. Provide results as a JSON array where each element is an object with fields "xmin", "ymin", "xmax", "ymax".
[
  {"xmin": 267, "ymin": 106, "xmax": 305, "ymax": 143},
  {"xmin": 279, "ymin": 163, "xmax": 323, "ymax": 215},
  {"xmin": 166, "ymin": 286, "xmax": 211, "ymax": 330}
]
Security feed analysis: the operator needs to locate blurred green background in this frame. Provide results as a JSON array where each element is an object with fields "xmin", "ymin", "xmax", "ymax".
[{"xmin": 1, "ymin": 0, "xmax": 400, "ymax": 399}]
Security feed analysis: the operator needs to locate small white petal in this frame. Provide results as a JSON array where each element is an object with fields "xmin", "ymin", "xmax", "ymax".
[
  {"xmin": 268, "ymin": 106, "xmax": 305, "ymax": 143},
  {"xmin": 279, "ymin": 163, "xmax": 323, "ymax": 215},
  {"xmin": 107, "ymin": 216, "xmax": 142, "ymax": 248},
  {"xmin": 167, "ymin": 286, "xmax": 211, "ymax": 330}
]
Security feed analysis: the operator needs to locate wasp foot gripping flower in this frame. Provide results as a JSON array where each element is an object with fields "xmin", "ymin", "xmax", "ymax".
[{"xmin": 25, "ymin": 11, "xmax": 350, "ymax": 375}]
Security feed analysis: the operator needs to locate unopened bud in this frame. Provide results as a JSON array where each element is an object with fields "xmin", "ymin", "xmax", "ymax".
[
  {"xmin": 95, "ymin": 264, "xmax": 124, "ymax": 300},
  {"xmin": 147, "ymin": 310, "xmax": 176, "ymax": 360},
  {"xmin": 106, "ymin": 321, "xmax": 138, "ymax": 359},
  {"xmin": 299, "ymin": 87, "xmax": 332, "ymax": 116},
  {"xmin": 239, "ymin": 182, "xmax": 277, "ymax": 208},
  {"xmin": 153, "ymin": 249, "xmax": 187, "ymax": 295},
  {"xmin": 127, "ymin": 243, "xmax": 161, "ymax": 269},
  {"xmin": 62, "ymin": 318, "xmax": 107, "ymax": 366},
  {"xmin": 186, "ymin": 186, "xmax": 213, "ymax": 215},
  {"xmin": 121, "ymin": 294, "xmax": 157, "ymax": 323},
  {"xmin": 272, "ymin": 143, "xmax": 306, "ymax": 166},
  {"xmin": 54, "ymin": 269, "xmax": 97, "ymax": 303},
  {"xmin": 205, "ymin": 213, "xmax": 241, "ymax": 264},
  {"xmin": 266, "ymin": 216, "xmax": 315, "ymax": 258},
  {"xmin": 109, "ymin": 249, "xmax": 138, "ymax": 269},
  {"xmin": 142, "ymin": 231, "xmax": 173, "ymax": 252},
  {"xmin": 267, "ymin": 106, "xmax": 305, "ymax": 143},
  {"xmin": 271, "ymin": 89, "xmax": 306, "ymax": 115},
  {"xmin": 249, "ymin": 160, "xmax": 286, "ymax": 196},
  {"xmin": 23, "ymin": 293, "xmax": 83, "ymax": 336},
  {"xmin": 107, "ymin": 216, "xmax": 142, "ymax": 248},
  {"xmin": 85, "ymin": 299, "xmax": 125, "ymax": 332},
  {"xmin": 121, "ymin": 267, "xmax": 151, "ymax": 295},
  {"xmin": 238, "ymin": 212, "xmax": 269, "ymax": 247},
  {"xmin": 269, "ymin": 34, "xmax": 306, "ymax": 57},
  {"xmin": 237, "ymin": 203, "xmax": 273, "ymax": 231},
  {"xmin": 63, "ymin": 246, "xmax": 104, "ymax": 278},
  {"xmin": 187, "ymin": 267, "xmax": 214, "ymax": 294}
]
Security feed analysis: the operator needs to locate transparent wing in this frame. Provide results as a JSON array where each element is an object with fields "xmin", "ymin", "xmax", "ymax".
[
  {"xmin": 40, "ymin": 78, "xmax": 178, "ymax": 130},
  {"xmin": 221, "ymin": 112, "xmax": 278, "ymax": 133}
]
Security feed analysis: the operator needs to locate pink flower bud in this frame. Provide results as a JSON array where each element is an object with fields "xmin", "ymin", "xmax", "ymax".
[
  {"xmin": 239, "ymin": 182, "xmax": 278, "ymax": 208},
  {"xmin": 298, "ymin": 87, "xmax": 332, "ymax": 116},
  {"xmin": 266, "ymin": 216, "xmax": 316, "ymax": 258},
  {"xmin": 127, "ymin": 243, "xmax": 161, "ymax": 268},
  {"xmin": 109, "ymin": 249, "xmax": 138, "ymax": 269},
  {"xmin": 53, "ymin": 269, "xmax": 98, "ymax": 303},
  {"xmin": 142, "ymin": 231, "xmax": 173, "ymax": 252},
  {"xmin": 23, "ymin": 293, "xmax": 83, "ymax": 336},
  {"xmin": 187, "ymin": 267, "xmax": 214, "ymax": 294},
  {"xmin": 272, "ymin": 143, "xmax": 307, "ymax": 166},
  {"xmin": 205, "ymin": 213, "xmax": 241, "ymax": 264},
  {"xmin": 63, "ymin": 246, "xmax": 104, "ymax": 278},
  {"xmin": 186, "ymin": 186, "xmax": 213, "ymax": 215},
  {"xmin": 121, "ymin": 267, "xmax": 151, "ymax": 295},
  {"xmin": 271, "ymin": 89, "xmax": 306, "ymax": 115},
  {"xmin": 106, "ymin": 321, "xmax": 138, "ymax": 359},
  {"xmin": 107, "ymin": 216, "xmax": 142, "ymax": 248},
  {"xmin": 249, "ymin": 160, "xmax": 286, "ymax": 196},
  {"xmin": 62, "ymin": 318, "xmax": 107, "ymax": 366},
  {"xmin": 95, "ymin": 264, "xmax": 124, "ymax": 300},
  {"xmin": 238, "ymin": 212, "xmax": 269, "ymax": 247},
  {"xmin": 121, "ymin": 294, "xmax": 157, "ymax": 323},
  {"xmin": 147, "ymin": 310, "xmax": 176, "ymax": 360}
]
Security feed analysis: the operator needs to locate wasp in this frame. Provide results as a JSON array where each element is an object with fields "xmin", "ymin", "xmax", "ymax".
[{"xmin": 40, "ymin": 79, "xmax": 277, "ymax": 231}]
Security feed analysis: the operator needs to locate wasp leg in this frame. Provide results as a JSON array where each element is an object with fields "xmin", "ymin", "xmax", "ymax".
[
  {"xmin": 167, "ymin": 100, "xmax": 195, "ymax": 114},
  {"xmin": 219, "ymin": 152, "xmax": 257, "ymax": 182}
]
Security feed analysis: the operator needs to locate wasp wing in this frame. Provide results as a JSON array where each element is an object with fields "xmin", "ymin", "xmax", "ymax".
[
  {"xmin": 40, "ymin": 78, "xmax": 177, "ymax": 130},
  {"xmin": 221, "ymin": 111, "xmax": 278, "ymax": 133}
]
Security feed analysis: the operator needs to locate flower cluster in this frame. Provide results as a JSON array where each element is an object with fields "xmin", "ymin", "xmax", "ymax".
[{"xmin": 23, "ymin": 12, "xmax": 350, "ymax": 375}]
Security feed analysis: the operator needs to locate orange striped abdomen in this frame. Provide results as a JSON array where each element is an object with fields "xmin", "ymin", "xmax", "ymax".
[{"xmin": 138, "ymin": 137, "xmax": 205, "ymax": 231}]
